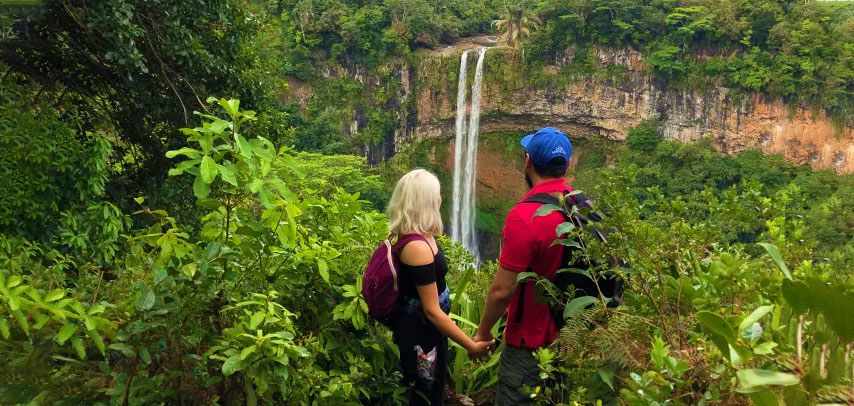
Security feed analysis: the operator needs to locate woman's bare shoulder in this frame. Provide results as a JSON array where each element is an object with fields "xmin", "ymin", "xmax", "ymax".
[{"xmin": 399, "ymin": 239, "xmax": 434, "ymax": 266}]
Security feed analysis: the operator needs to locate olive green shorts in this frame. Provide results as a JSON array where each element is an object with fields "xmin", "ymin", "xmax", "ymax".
[{"xmin": 495, "ymin": 344, "xmax": 540, "ymax": 406}]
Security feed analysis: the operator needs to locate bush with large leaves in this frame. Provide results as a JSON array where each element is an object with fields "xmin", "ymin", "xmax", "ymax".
[{"xmin": 0, "ymin": 98, "xmax": 401, "ymax": 404}]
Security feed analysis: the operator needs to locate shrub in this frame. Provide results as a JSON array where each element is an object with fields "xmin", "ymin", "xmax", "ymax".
[{"xmin": 626, "ymin": 120, "xmax": 662, "ymax": 152}]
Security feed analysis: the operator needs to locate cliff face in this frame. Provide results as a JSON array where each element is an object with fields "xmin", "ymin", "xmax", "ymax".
[{"xmin": 410, "ymin": 46, "xmax": 854, "ymax": 173}]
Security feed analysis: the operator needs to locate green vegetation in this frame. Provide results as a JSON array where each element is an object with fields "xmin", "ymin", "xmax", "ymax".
[
  {"xmin": 492, "ymin": 1, "xmax": 542, "ymax": 47},
  {"xmin": 0, "ymin": 99, "xmax": 404, "ymax": 404},
  {"xmin": 420, "ymin": 125, "xmax": 854, "ymax": 404},
  {"xmin": 0, "ymin": 0, "xmax": 852, "ymax": 404},
  {"xmin": 525, "ymin": 0, "xmax": 854, "ymax": 125}
]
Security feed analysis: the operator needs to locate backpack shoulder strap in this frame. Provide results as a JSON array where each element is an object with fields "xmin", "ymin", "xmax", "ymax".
[
  {"xmin": 394, "ymin": 233, "xmax": 426, "ymax": 245},
  {"xmin": 391, "ymin": 233, "xmax": 431, "ymax": 256},
  {"xmin": 523, "ymin": 192, "xmax": 562, "ymax": 207},
  {"xmin": 514, "ymin": 191, "xmax": 571, "ymax": 324},
  {"xmin": 521, "ymin": 190, "xmax": 586, "ymax": 209}
]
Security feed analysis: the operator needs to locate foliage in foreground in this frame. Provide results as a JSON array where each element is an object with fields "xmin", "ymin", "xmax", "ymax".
[
  {"xmin": 0, "ymin": 99, "xmax": 409, "ymax": 404},
  {"xmin": 396, "ymin": 123, "xmax": 854, "ymax": 404},
  {"xmin": 1, "ymin": 96, "xmax": 852, "ymax": 404}
]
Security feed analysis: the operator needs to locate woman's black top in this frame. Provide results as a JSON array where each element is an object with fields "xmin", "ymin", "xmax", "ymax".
[{"xmin": 397, "ymin": 241, "xmax": 451, "ymax": 316}]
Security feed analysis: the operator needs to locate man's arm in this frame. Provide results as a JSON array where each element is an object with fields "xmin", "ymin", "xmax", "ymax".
[{"xmin": 474, "ymin": 265, "xmax": 518, "ymax": 342}]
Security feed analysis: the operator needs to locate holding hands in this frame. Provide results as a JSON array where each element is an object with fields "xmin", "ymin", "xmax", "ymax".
[
  {"xmin": 466, "ymin": 330, "xmax": 496, "ymax": 360},
  {"xmin": 467, "ymin": 338, "xmax": 495, "ymax": 359}
]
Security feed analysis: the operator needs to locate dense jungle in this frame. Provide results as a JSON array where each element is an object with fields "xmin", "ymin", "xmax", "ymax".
[{"xmin": 0, "ymin": 0, "xmax": 852, "ymax": 404}]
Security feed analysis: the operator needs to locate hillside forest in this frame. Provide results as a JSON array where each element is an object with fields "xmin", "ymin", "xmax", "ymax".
[{"xmin": 0, "ymin": 0, "xmax": 852, "ymax": 405}]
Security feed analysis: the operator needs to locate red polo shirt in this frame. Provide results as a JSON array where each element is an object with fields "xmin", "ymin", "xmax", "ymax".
[{"xmin": 498, "ymin": 178, "xmax": 573, "ymax": 349}]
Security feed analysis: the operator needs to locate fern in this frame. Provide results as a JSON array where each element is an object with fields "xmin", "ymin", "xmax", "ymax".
[{"xmin": 556, "ymin": 307, "xmax": 648, "ymax": 370}]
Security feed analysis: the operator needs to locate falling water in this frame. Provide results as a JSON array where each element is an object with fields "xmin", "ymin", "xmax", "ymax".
[
  {"xmin": 451, "ymin": 47, "xmax": 487, "ymax": 262},
  {"xmin": 450, "ymin": 49, "xmax": 469, "ymax": 246}
]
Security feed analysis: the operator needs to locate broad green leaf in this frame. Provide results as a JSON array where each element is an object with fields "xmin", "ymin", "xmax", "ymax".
[
  {"xmin": 563, "ymin": 296, "xmax": 598, "ymax": 320},
  {"xmin": 781, "ymin": 279, "xmax": 811, "ymax": 314},
  {"xmin": 707, "ymin": 332, "xmax": 731, "ymax": 361},
  {"xmin": 200, "ymin": 155, "xmax": 217, "ymax": 183},
  {"xmin": 209, "ymin": 118, "xmax": 230, "ymax": 134},
  {"xmin": 13, "ymin": 311, "xmax": 28, "ymax": 336},
  {"xmin": 246, "ymin": 378, "xmax": 258, "ymax": 406},
  {"xmin": 318, "ymin": 259, "xmax": 329, "ymax": 283},
  {"xmin": 749, "ymin": 389, "xmax": 779, "ymax": 406},
  {"xmin": 224, "ymin": 99, "xmax": 240, "ymax": 117},
  {"xmin": 556, "ymin": 268, "xmax": 592, "ymax": 281},
  {"xmin": 33, "ymin": 313, "xmax": 49, "ymax": 330},
  {"xmin": 198, "ymin": 135, "xmax": 213, "ymax": 153},
  {"xmin": 782, "ymin": 387, "xmax": 808, "ymax": 405},
  {"xmin": 140, "ymin": 348, "xmax": 152, "ymax": 365},
  {"xmin": 757, "ymin": 243, "xmax": 791, "ymax": 280},
  {"xmin": 168, "ymin": 158, "xmax": 199, "ymax": 177},
  {"xmin": 810, "ymin": 280, "xmax": 854, "ymax": 342},
  {"xmin": 550, "ymin": 238, "xmax": 581, "ymax": 248},
  {"xmin": 240, "ymin": 345, "xmax": 256, "ymax": 361},
  {"xmin": 44, "ymin": 289, "xmax": 66, "ymax": 302},
  {"xmin": 258, "ymin": 184, "xmax": 275, "ymax": 207},
  {"xmin": 739, "ymin": 305, "xmax": 774, "ymax": 334},
  {"xmin": 71, "ymin": 337, "xmax": 86, "ymax": 359},
  {"xmin": 598, "ymin": 367, "xmax": 615, "ymax": 391},
  {"xmin": 236, "ymin": 135, "xmax": 253, "ymax": 159},
  {"xmin": 249, "ymin": 312, "xmax": 265, "ymax": 329},
  {"xmin": 533, "ymin": 204, "xmax": 561, "ymax": 218},
  {"xmin": 449, "ymin": 313, "xmax": 478, "ymax": 329},
  {"xmin": 555, "ymin": 222, "xmax": 575, "ymax": 236},
  {"xmin": 737, "ymin": 369, "xmax": 799, "ymax": 391},
  {"xmin": 222, "ymin": 354, "xmax": 241, "ymax": 376},
  {"xmin": 218, "ymin": 163, "xmax": 238, "ymax": 186},
  {"xmin": 516, "ymin": 272, "xmax": 538, "ymax": 283},
  {"xmin": 193, "ymin": 174, "xmax": 210, "ymax": 199},
  {"xmin": 697, "ymin": 311, "xmax": 737, "ymax": 343},
  {"xmin": 165, "ymin": 147, "xmax": 199, "ymax": 159},
  {"xmin": 181, "ymin": 263, "xmax": 197, "ymax": 278},
  {"xmin": 88, "ymin": 330, "xmax": 106, "ymax": 355},
  {"xmin": 0, "ymin": 318, "xmax": 9, "ymax": 339},
  {"xmin": 754, "ymin": 341, "xmax": 778, "ymax": 355},
  {"xmin": 135, "ymin": 288, "xmax": 156, "ymax": 311},
  {"xmin": 56, "ymin": 323, "xmax": 77, "ymax": 344},
  {"xmin": 731, "ymin": 343, "xmax": 753, "ymax": 367},
  {"xmin": 109, "ymin": 343, "xmax": 136, "ymax": 358}
]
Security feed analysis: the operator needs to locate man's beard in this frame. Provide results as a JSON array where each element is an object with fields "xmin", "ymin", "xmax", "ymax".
[{"xmin": 525, "ymin": 173, "xmax": 533, "ymax": 189}]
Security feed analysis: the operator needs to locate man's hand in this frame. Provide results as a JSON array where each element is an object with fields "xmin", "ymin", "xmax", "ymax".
[
  {"xmin": 467, "ymin": 339, "xmax": 495, "ymax": 360},
  {"xmin": 473, "ymin": 330, "xmax": 494, "ymax": 344}
]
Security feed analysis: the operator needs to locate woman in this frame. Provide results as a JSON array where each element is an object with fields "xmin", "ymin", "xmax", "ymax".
[{"xmin": 386, "ymin": 169, "xmax": 493, "ymax": 405}]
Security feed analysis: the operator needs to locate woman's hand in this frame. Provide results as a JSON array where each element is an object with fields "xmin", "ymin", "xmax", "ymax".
[
  {"xmin": 473, "ymin": 331, "xmax": 494, "ymax": 344},
  {"xmin": 467, "ymin": 339, "xmax": 495, "ymax": 360}
]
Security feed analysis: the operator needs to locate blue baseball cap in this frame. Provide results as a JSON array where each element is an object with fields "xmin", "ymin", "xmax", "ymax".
[{"xmin": 520, "ymin": 127, "xmax": 573, "ymax": 168}]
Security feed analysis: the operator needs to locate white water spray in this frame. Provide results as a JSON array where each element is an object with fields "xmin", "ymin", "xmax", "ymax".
[
  {"xmin": 450, "ymin": 47, "xmax": 487, "ymax": 261},
  {"xmin": 450, "ymin": 49, "xmax": 469, "ymax": 246}
]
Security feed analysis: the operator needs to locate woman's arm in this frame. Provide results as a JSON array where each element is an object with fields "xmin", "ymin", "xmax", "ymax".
[{"xmin": 401, "ymin": 240, "xmax": 493, "ymax": 358}]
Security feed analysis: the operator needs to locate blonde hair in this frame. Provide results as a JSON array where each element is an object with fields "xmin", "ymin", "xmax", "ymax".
[{"xmin": 387, "ymin": 169, "xmax": 443, "ymax": 237}]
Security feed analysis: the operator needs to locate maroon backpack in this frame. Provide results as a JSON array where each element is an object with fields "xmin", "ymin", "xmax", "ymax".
[{"xmin": 362, "ymin": 234, "xmax": 425, "ymax": 326}]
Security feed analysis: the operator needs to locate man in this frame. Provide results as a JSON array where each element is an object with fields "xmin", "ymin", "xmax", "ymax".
[{"xmin": 474, "ymin": 127, "xmax": 574, "ymax": 405}]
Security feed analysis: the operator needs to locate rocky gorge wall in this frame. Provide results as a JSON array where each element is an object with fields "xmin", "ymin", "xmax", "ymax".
[{"xmin": 409, "ymin": 45, "xmax": 854, "ymax": 174}]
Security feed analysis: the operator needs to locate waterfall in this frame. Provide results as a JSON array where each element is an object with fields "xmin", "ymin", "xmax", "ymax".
[
  {"xmin": 450, "ymin": 47, "xmax": 487, "ymax": 261},
  {"xmin": 450, "ymin": 49, "xmax": 469, "ymax": 247}
]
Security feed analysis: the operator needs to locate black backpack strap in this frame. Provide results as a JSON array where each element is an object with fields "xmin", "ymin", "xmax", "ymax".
[
  {"xmin": 514, "ymin": 191, "xmax": 574, "ymax": 324},
  {"xmin": 513, "ymin": 190, "xmax": 608, "ymax": 324}
]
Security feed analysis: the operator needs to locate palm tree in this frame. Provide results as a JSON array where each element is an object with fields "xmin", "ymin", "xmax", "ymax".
[{"xmin": 491, "ymin": 1, "xmax": 542, "ymax": 48}]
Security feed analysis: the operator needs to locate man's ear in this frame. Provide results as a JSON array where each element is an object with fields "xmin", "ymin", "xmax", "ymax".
[{"xmin": 524, "ymin": 154, "xmax": 532, "ymax": 169}]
